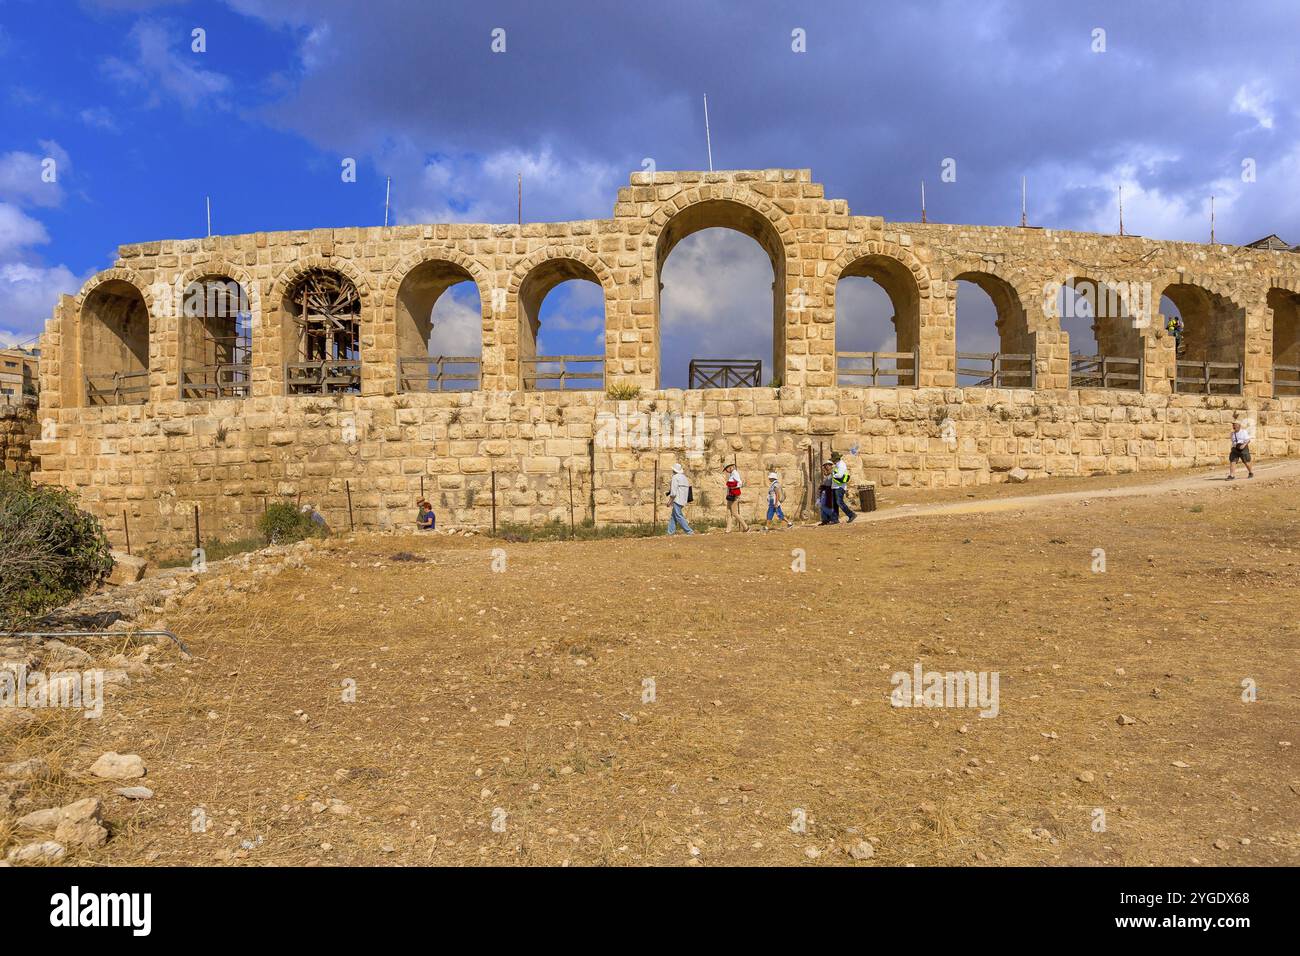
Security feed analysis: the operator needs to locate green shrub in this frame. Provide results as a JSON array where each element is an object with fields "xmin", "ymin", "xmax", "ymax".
[
  {"xmin": 0, "ymin": 473, "xmax": 114, "ymax": 630},
  {"xmin": 256, "ymin": 502, "xmax": 326, "ymax": 545}
]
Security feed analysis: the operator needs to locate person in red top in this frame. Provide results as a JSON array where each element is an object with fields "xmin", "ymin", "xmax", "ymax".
[{"xmin": 723, "ymin": 463, "xmax": 749, "ymax": 532}]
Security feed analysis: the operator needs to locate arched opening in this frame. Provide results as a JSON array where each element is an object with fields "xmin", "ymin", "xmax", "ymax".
[
  {"xmin": 179, "ymin": 275, "xmax": 251, "ymax": 399},
  {"xmin": 1268, "ymin": 287, "xmax": 1300, "ymax": 396},
  {"xmin": 1160, "ymin": 283, "xmax": 1244, "ymax": 394},
  {"xmin": 656, "ymin": 200, "xmax": 784, "ymax": 389},
  {"xmin": 955, "ymin": 272, "xmax": 1031, "ymax": 388},
  {"xmin": 283, "ymin": 269, "xmax": 361, "ymax": 395},
  {"xmin": 81, "ymin": 279, "xmax": 149, "ymax": 406},
  {"xmin": 518, "ymin": 258, "xmax": 605, "ymax": 390},
  {"xmin": 834, "ymin": 256, "xmax": 920, "ymax": 387},
  {"xmin": 396, "ymin": 261, "xmax": 482, "ymax": 392},
  {"xmin": 1059, "ymin": 277, "xmax": 1142, "ymax": 390}
]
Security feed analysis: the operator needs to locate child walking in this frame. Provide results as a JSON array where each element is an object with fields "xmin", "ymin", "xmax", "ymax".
[{"xmin": 765, "ymin": 471, "xmax": 794, "ymax": 529}]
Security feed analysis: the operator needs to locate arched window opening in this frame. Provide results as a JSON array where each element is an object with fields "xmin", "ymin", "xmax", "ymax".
[
  {"xmin": 180, "ymin": 276, "xmax": 251, "ymax": 399},
  {"xmin": 1160, "ymin": 283, "xmax": 1244, "ymax": 395},
  {"xmin": 955, "ymin": 273, "xmax": 1031, "ymax": 388},
  {"xmin": 396, "ymin": 261, "xmax": 482, "ymax": 392},
  {"xmin": 82, "ymin": 279, "xmax": 149, "ymax": 406},
  {"xmin": 1268, "ymin": 287, "xmax": 1300, "ymax": 397},
  {"xmin": 283, "ymin": 269, "xmax": 361, "ymax": 395},
  {"xmin": 834, "ymin": 256, "xmax": 920, "ymax": 387},
  {"xmin": 657, "ymin": 201, "xmax": 783, "ymax": 389},
  {"xmin": 1059, "ymin": 277, "xmax": 1141, "ymax": 390},
  {"xmin": 519, "ymin": 259, "xmax": 604, "ymax": 390}
]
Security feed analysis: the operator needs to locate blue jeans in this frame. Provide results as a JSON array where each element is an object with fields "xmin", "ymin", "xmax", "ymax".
[
  {"xmin": 667, "ymin": 501, "xmax": 694, "ymax": 535},
  {"xmin": 833, "ymin": 486, "xmax": 855, "ymax": 521}
]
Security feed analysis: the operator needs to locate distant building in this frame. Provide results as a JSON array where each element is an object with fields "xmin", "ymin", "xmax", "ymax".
[
  {"xmin": 0, "ymin": 346, "xmax": 39, "ymax": 401},
  {"xmin": 1244, "ymin": 234, "xmax": 1296, "ymax": 252}
]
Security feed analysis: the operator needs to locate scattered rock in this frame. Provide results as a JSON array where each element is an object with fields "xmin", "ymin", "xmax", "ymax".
[
  {"xmin": 114, "ymin": 786, "xmax": 154, "ymax": 800},
  {"xmin": 108, "ymin": 551, "xmax": 150, "ymax": 586},
  {"xmin": 2, "ymin": 757, "xmax": 49, "ymax": 781},
  {"xmin": 16, "ymin": 807, "xmax": 62, "ymax": 831},
  {"xmin": 848, "ymin": 840, "xmax": 875, "ymax": 860},
  {"xmin": 88, "ymin": 752, "xmax": 146, "ymax": 780},
  {"xmin": 1008, "ymin": 467, "xmax": 1029, "ymax": 483},
  {"xmin": 54, "ymin": 798, "xmax": 108, "ymax": 850},
  {"xmin": 1117, "ymin": 714, "xmax": 1137, "ymax": 726},
  {"xmin": 1077, "ymin": 771, "xmax": 1096, "ymax": 783},
  {"xmin": 1212, "ymin": 839, "xmax": 1230, "ymax": 851},
  {"xmin": 5, "ymin": 841, "xmax": 66, "ymax": 865}
]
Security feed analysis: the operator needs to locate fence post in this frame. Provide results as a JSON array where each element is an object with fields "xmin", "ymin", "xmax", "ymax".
[
  {"xmin": 913, "ymin": 345, "xmax": 921, "ymax": 388},
  {"xmin": 568, "ymin": 465, "xmax": 577, "ymax": 538},
  {"xmin": 123, "ymin": 510, "xmax": 131, "ymax": 556},
  {"xmin": 345, "ymin": 480, "xmax": 354, "ymax": 532},
  {"xmin": 193, "ymin": 504, "xmax": 201, "ymax": 551},
  {"xmin": 490, "ymin": 470, "xmax": 497, "ymax": 536}
]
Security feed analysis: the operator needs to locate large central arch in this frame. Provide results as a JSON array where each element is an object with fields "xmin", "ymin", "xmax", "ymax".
[{"xmin": 654, "ymin": 198, "xmax": 787, "ymax": 388}]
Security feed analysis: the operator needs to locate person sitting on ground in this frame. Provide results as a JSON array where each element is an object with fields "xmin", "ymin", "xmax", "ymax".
[
  {"xmin": 830, "ymin": 452, "xmax": 856, "ymax": 523},
  {"xmin": 818, "ymin": 461, "xmax": 837, "ymax": 525},
  {"xmin": 1227, "ymin": 419, "xmax": 1255, "ymax": 480},
  {"xmin": 765, "ymin": 470, "xmax": 794, "ymax": 530},
  {"xmin": 724, "ymin": 463, "xmax": 749, "ymax": 532},
  {"xmin": 665, "ymin": 462, "xmax": 694, "ymax": 536},
  {"xmin": 417, "ymin": 499, "xmax": 436, "ymax": 530}
]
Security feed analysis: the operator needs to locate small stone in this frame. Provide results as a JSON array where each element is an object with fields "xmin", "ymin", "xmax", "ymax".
[
  {"xmin": 1117, "ymin": 714, "xmax": 1137, "ymax": 725},
  {"xmin": 848, "ymin": 840, "xmax": 875, "ymax": 860},
  {"xmin": 1077, "ymin": 771, "xmax": 1096, "ymax": 783},
  {"xmin": 5, "ymin": 840, "xmax": 66, "ymax": 864},
  {"xmin": 89, "ymin": 752, "xmax": 146, "ymax": 780},
  {"xmin": 804, "ymin": 846, "xmax": 821, "ymax": 860},
  {"xmin": 2, "ymin": 757, "xmax": 49, "ymax": 781},
  {"xmin": 1212, "ymin": 839, "xmax": 1230, "ymax": 851},
  {"xmin": 114, "ymin": 786, "xmax": 154, "ymax": 800},
  {"xmin": 1007, "ymin": 467, "xmax": 1029, "ymax": 483}
]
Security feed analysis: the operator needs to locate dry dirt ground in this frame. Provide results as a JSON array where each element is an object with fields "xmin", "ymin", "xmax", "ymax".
[{"xmin": 4, "ymin": 463, "xmax": 1299, "ymax": 867}]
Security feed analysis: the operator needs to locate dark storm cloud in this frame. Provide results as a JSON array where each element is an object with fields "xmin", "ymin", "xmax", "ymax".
[{"xmin": 229, "ymin": 0, "xmax": 1300, "ymax": 239}]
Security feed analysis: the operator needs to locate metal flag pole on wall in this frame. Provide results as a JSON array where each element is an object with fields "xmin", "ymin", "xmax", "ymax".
[
  {"xmin": 206, "ymin": 196, "xmax": 211, "ymax": 237},
  {"xmin": 1118, "ymin": 185, "xmax": 1124, "ymax": 237},
  {"xmin": 517, "ymin": 173, "xmax": 522, "ymax": 225},
  {"xmin": 920, "ymin": 181, "xmax": 927, "ymax": 223},
  {"xmin": 1021, "ymin": 176, "xmax": 1028, "ymax": 227},
  {"xmin": 1210, "ymin": 195, "xmax": 1216, "ymax": 244},
  {"xmin": 703, "ymin": 94, "xmax": 714, "ymax": 172},
  {"xmin": 384, "ymin": 177, "xmax": 391, "ymax": 227}
]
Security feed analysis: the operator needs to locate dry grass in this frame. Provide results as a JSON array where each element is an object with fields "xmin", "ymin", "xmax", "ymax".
[{"xmin": 3, "ymin": 465, "xmax": 1299, "ymax": 866}]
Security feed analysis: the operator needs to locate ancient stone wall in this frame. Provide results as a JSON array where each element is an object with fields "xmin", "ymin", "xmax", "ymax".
[
  {"xmin": 0, "ymin": 401, "xmax": 39, "ymax": 476},
  {"xmin": 31, "ymin": 169, "xmax": 1300, "ymax": 550}
]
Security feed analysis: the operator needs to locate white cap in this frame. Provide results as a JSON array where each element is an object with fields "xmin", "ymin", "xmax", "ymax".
[{"xmin": 767, "ymin": 472, "xmax": 779, "ymax": 480}]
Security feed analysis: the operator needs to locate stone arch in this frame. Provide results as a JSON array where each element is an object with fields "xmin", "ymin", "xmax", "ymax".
[
  {"xmin": 825, "ymin": 242, "xmax": 932, "ymax": 387},
  {"xmin": 650, "ymin": 191, "xmax": 797, "ymax": 388},
  {"xmin": 174, "ymin": 261, "xmax": 258, "ymax": 399},
  {"xmin": 1047, "ymin": 272, "xmax": 1144, "ymax": 360},
  {"xmin": 1267, "ymin": 278, "xmax": 1300, "ymax": 396},
  {"xmin": 1157, "ymin": 277, "xmax": 1246, "ymax": 394},
  {"xmin": 949, "ymin": 267, "xmax": 1036, "ymax": 388},
  {"xmin": 387, "ymin": 250, "xmax": 491, "ymax": 391},
  {"xmin": 77, "ymin": 268, "xmax": 153, "ymax": 406},
  {"xmin": 509, "ymin": 247, "xmax": 614, "ymax": 390},
  {"xmin": 275, "ymin": 260, "xmax": 368, "ymax": 395}
]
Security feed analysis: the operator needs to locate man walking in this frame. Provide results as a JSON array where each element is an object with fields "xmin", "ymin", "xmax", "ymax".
[
  {"xmin": 831, "ymin": 452, "xmax": 856, "ymax": 523},
  {"xmin": 665, "ymin": 462, "xmax": 695, "ymax": 534},
  {"xmin": 1227, "ymin": 419, "xmax": 1255, "ymax": 480},
  {"xmin": 724, "ymin": 463, "xmax": 749, "ymax": 532}
]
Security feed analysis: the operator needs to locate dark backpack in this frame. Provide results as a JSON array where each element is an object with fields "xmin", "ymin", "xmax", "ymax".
[{"xmin": 686, "ymin": 485, "xmax": 694, "ymax": 503}]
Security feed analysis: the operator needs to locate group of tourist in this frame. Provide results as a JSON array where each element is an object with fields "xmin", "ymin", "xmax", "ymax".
[{"xmin": 665, "ymin": 454, "xmax": 856, "ymax": 535}]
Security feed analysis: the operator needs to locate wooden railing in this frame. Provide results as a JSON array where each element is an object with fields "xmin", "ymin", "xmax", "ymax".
[
  {"xmin": 180, "ymin": 363, "xmax": 251, "ymax": 399},
  {"xmin": 688, "ymin": 359, "xmax": 762, "ymax": 389},
  {"xmin": 1070, "ymin": 354, "xmax": 1142, "ymax": 390},
  {"xmin": 1174, "ymin": 360, "xmax": 1242, "ymax": 395},
  {"xmin": 836, "ymin": 349, "xmax": 919, "ymax": 387},
  {"xmin": 522, "ymin": 355, "xmax": 603, "ymax": 390},
  {"xmin": 1274, "ymin": 363, "xmax": 1300, "ymax": 397},
  {"xmin": 956, "ymin": 352, "xmax": 1034, "ymax": 389},
  {"xmin": 285, "ymin": 360, "xmax": 362, "ymax": 395},
  {"xmin": 398, "ymin": 356, "xmax": 481, "ymax": 392},
  {"xmin": 85, "ymin": 370, "xmax": 150, "ymax": 406}
]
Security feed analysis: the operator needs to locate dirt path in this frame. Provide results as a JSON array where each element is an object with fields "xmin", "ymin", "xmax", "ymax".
[{"xmin": 5, "ymin": 464, "xmax": 1299, "ymax": 867}]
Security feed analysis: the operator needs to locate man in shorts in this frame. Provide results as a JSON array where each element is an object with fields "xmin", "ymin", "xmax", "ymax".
[{"xmin": 1227, "ymin": 419, "xmax": 1254, "ymax": 480}]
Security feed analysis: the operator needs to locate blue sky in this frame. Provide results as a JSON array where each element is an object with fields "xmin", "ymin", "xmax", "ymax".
[{"xmin": 3, "ymin": 0, "xmax": 1298, "ymax": 385}]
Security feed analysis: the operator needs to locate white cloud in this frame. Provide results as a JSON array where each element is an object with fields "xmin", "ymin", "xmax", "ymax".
[
  {"xmin": 0, "ymin": 262, "xmax": 87, "ymax": 340},
  {"xmin": 103, "ymin": 19, "xmax": 232, "ymax": 110},
  {"xmin": 0, "ymin": 142, "xmax": 69, "ymax": 208},
  {"xmin": 1232, "ymin": 82, "xmax": 1275, "ymax": 131},
  {"xmin": 426, "ymin": 284, "xmax": 482, "ymax": 357},
  {"xmin": 0, "ymin": 203, "xmax": 50, "ymax": 257},
  {"xmin": 79, "ymin": 107, "xmax": 120, "ymax": 132}
]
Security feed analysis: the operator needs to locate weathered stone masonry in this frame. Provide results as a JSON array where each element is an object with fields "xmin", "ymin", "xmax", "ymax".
[{"xmin": 32, "ymin": 169, "xmax": 1300, "ymax": 551}]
